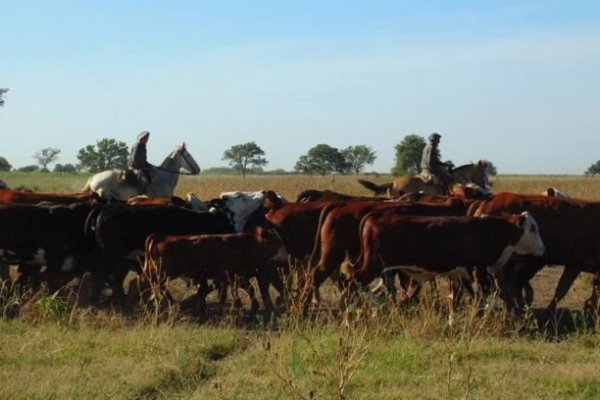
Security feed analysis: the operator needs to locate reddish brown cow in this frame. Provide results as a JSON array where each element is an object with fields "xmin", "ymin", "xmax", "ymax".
[
  {"xmin": 472, "ymin": 192, "xmax": 600, "ymax": 313},
  {"xmin": 350, "ymin": 212, "xmax": 545, "ymax": 319},
  {"xmin": 0, "ymin": 189, "xmax": 101, "ymax": 204},
  {"xmin": 127, "ymin": 195, "xmax": 187, "ymax": 207},
  {"xmin": 309, "ymin": 199, "xmax": 470, "ymax": 301},
  {"xmin": 295, "ymin": 189, "xmax": 385, "ymax": 203},
  {"xmin": 132, "ymin": 227, "xmax": 288, "ymax": 317}
]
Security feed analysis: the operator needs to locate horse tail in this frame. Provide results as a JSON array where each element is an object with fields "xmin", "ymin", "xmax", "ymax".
[
  {"xmin": 357, "ymin": 179, "xmax": 392, "ymax": 196},
  {"xmin": 81, "ymin": 177, "xmax": 92, "ymax": 193}
]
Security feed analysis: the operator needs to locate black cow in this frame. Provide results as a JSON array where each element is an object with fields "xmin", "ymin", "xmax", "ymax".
[{"xmin": 84, "ymin": 204, "xmax": 234, "ymax": 304}]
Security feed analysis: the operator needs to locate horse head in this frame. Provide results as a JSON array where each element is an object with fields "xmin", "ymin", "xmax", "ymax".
[{"xmin": 162, "ymin": 143, "xmax": 201, "ymax": 175}]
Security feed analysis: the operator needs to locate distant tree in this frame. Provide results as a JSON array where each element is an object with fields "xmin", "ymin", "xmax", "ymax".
[
  {"xmin": 391, "ymin": 135, "xmax": 426, "ymax": 176},
  {"xmin": 294, "ymin": 144, "xmax": 348, "ymax": 176},
  {"xmin": 201, "ymin": 167, "xmax": 237, "ymax": 175},
  {"xmin": 485, "ymin": 160, "xmax": 498, "ymax": 176},
  {"xmin": 586, "ymin": 160, "xmax": 600, "ymax": 176},
  {"xmin": 17, "ymin": 165, "xmax": 40, "ymax": 172},
  {"xmin": 0, "ymin": 88, "xmax": 8, "ymax": 108},
  {"xmin": 77, "ymin": 138, "xmax": 129, "ymax": 172},
  {"xmin": 33, "ymin": 147, "xmax": 61, "ymax": 171},
  {"xmin": 341, "ymin": 145, "xmax": 377, "ymax": 175},
  {"xmin": 0, "ymin": 156, "xmax": 12, "ymax": 171},
  {"xmin": 53, "ymin": 163, "xmax": 78, "ymax": 173},
  {"xmin": 222, "ymin": 141, "xmax": 268, "ymax": 178}
]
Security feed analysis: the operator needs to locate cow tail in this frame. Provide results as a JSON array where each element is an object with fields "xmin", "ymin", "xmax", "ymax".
[
  {"xmin": 144, "ymin": 234, "xmax": 164, "ymax": 280},
  {"xmin": 308, "ymin": 202, "xmax": 337, "ymax": 270}
]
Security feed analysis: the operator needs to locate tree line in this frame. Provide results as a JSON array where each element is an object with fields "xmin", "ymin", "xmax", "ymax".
[
  {"xmin": 0, "ymin": 139, "xmax": 378, "ymax": 177},
  {"xmin": 8, "ymin": 134, "xmax": 600, "ymax": 176}
]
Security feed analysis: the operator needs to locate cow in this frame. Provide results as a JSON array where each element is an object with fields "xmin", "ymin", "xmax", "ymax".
[
  {"xmin": 131, "ymin": 227, "xmax": 289, "ymax": 318},
  {"xmin": 127, "ymin": 193, "xmax": 207, "ymax": 211},
  {"xmin": 295, "ymin": 189, "xmax": 385, "ymax": 203},
  {"xmin": 0, "ymin": 202, "xmax": 97, "ymax": 292},
  {"xmin": 0, "ymin": 189, "xmax": 102, "ymax": 205},
  {"xmin": 309, "ymin": 199, "xmax": 470, "ymax": 303},
  {"xmin": 472, "ymin": 192, "xmax": 600, "ymax": 314},
  {"xmin": 348, "ymin": 212, "xmax": 545, "ymax": 320},
  {"xmin": 84, "ymin": 204, "xmax": 234, "ymax": 305}
]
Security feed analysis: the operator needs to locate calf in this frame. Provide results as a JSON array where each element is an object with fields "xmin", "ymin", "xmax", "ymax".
[
  {"xmin": 85, "ymin": 204, "xmax": 234, "ymax": 305},
  {"xmin": 350, "ymin": 212, "xmax": 545, "ymax": 318},
  {"xmin": 134, "ymin": 227, "xmax": 288, "ymax": 317}
]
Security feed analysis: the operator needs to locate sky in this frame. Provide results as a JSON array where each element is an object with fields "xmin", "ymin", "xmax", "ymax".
[{"xmin": 1, "ymin": 1, "xmax": 599, "ymax": 174}]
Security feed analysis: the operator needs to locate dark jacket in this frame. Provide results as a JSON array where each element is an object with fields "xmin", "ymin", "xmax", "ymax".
[
  {"xmin": 420, "ymin": 142, "xmax": 443, "ymax": 172},
  {"xmin": 129, "ymin": 142, "xmax": 151, "ymax": 170}
]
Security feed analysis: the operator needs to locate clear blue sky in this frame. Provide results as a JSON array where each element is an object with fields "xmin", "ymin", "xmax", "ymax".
[{"xmin": 1, "ymin": 1, "xmax": 599, "ymax": 174}]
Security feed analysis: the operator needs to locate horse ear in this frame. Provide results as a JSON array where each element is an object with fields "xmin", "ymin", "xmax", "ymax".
[{"xmin": 181, "ymin": 142, "xmax": 186, "ymax": 149}]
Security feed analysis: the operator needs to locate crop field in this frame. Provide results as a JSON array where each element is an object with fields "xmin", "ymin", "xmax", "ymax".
[{"xmin": 1, "ymin": 172, "xmax": 600, "ymax": 400}]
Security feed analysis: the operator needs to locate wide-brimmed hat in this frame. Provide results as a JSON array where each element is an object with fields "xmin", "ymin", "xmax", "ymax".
[{"xmin": 137, "ymin": 131, "xmax": 150, "ymax": 140}]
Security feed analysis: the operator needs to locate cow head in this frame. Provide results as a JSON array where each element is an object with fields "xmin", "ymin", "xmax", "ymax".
[
  {"xmin": 488, "ymin": 212, "xmax": 545, "ymax": 275},
  {"xmin": 185, "ymin": 192, "xmax": 208, "ymax": 212},
  {"xmin": 218, "ymin": 191, "xmax": 269, "ymax": 232},
  {"xmin": 513, "ymin": 211, "xmax": 545, "ymax": 257}
]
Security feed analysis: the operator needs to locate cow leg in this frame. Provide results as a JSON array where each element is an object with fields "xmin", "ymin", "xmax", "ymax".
[
  {"xmin": 256, "ymin": 269, "xmax": 276, "ymax": 315},
  {"xmin": 194, "ymin": 280, "xmax": 210, "ymax": 323},
  {"xmin": 584, "ymin": 273, "xmax": 600, "ymax": 320},
  {"xmin": 547, "ymin": 266, "xmax": 580, "ymax": 314}
]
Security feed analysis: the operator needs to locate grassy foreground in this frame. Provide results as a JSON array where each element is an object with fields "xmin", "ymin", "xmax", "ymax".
[
  {"xmin": 2, "ymin": 172, "xmax": 600, "ymax": 399},
  {"xmin": 2, "ymin": 308, "xmax": 600, "ymax": 400}
]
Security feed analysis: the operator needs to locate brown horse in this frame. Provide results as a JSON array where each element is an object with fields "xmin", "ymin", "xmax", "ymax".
[{"xmin": 358, "ymin": 160, "xmax": 490, "ymax": 196}]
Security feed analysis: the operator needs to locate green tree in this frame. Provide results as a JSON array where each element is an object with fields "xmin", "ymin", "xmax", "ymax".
[
  {"xmin": 294, "ymin": 144, "xmax": 348, "ymax": 176},
  {"xmin": 0, "ymin": 88, "xmax": 8, "ymax": 108},
  {"xmin": 341, "ymin": 145, "xmax": 377, "ymax": 174},
  {"xmin": 17, "ymin": 165, "xmax": 40, "ymax": 172},
  {"xmin": 222, "ymin": 141, "xmax": 268, "ymax": 178},
  {"xmin": 0, "ymin": 156, "xmax": 12, "ymax": 171},
  {"xmin": 77, "ymin": 138, "xmax": 129, "ymax": 172},
  {"xmin": 586, "ymin": 160, "xmax": 600, "ymax": 176},
  {"xmin": 33, "ymin": 147, "xmax": 61, "ymax": 172},
  {"xmin": 391, "ymin": 134, "xmax": 426, "ymax": 176},
  {"xmin": 53, "ymin": 163, "xmax": 78, "ymax": 173},
  {"xmin": 486, "ymin": 160, "xmax": 498, "ymax": 176}
]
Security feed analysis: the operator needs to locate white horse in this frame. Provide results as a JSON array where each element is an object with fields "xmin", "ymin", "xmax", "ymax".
[{"xmin": 82, "ymin": 142, "xmax": 200, "ymax": 200}]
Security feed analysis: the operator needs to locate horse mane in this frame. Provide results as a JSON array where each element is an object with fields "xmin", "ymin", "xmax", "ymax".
[{"xmin": 451, "ymin": 162, "xmax": 476, "ymax": 173}]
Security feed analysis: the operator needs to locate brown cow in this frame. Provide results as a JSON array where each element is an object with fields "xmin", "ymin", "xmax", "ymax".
[
  {"xmin": 131, "ymin": 227, "xmax": 288, "ymax": 318},
  {"xmin": 0, "ymin": 188, "xmax": 101, "ymax": 205},
  {"xmin": 309, "ymin": 199, "xmax": 470, "ymax": 302},
  {"xmin": 349, "ymin": 212, "xmax": 545, "ymax": 319},
  {"xmin": 295, "ymin": 189, "xmax": 386, "ymax": 203},
  {"xmin": 472, "ymin": 192, "xmax": 600, "ymax": 314}
]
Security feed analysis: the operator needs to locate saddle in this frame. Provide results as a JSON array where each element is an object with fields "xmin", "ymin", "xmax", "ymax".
[
  {"xmin": 418, "ymin": 171, "xmax": 440, "ymax": 185},
  {"xmin": 117, "ymin": 168, "xmax": 138, "ymax": 186}
]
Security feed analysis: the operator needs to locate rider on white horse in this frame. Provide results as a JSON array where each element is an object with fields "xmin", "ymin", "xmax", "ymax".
[
  {"xmin": 128, "ymin": 131, "xmax": 154, "ymax": 194},
  {"xmin": 420, "ymin": 133, "xmax": 453, "ymax": 192}
]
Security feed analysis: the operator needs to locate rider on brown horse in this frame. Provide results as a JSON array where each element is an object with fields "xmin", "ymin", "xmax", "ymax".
[{"xmin": 420, "ymin": 133, "xmax": 453, "ymax": 194}]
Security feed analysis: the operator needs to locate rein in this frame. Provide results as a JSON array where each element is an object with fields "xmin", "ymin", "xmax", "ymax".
[{"xmin": 155, "ymin": 150, "xmax": 197, "ymax": 175}]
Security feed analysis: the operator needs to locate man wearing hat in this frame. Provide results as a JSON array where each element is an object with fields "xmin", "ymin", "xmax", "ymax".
[
  {"xmin": 420, "ymin": 132, "xmax": 452, "ymax": 192},
  {"xmin": 128, "ymin": 130, "xmax": 153, "ymax": 193}
]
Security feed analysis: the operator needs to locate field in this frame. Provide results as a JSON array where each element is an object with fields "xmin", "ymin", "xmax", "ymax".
[{"xmin": 1, "ymin": 172, "xmax": 600, "ymax": 400}]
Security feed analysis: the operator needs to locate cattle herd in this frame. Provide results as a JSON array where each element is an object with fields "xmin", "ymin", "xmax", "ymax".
[{"xmin": 0, "ymin": 182, "xmax": 598, "ymax": 323}]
